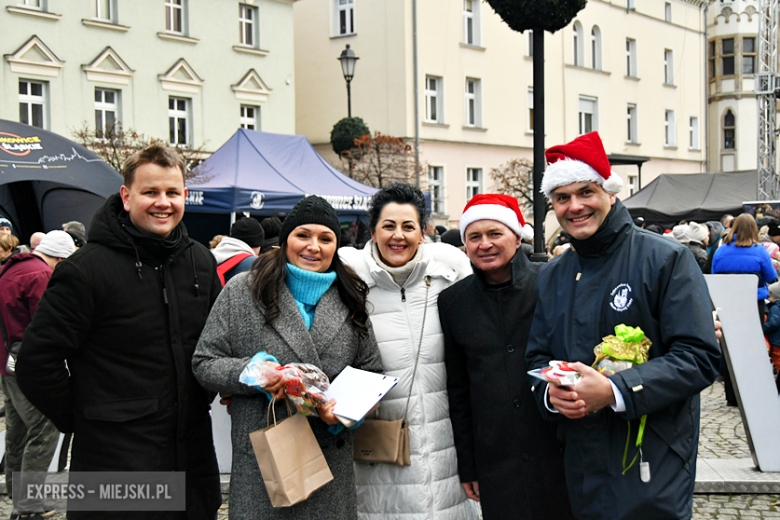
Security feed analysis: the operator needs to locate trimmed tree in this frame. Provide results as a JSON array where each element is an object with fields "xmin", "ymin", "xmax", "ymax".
[
  {"xmin": 484, "ymin": 0, "xmax": 587, "ymax": 33},
  {"xmin": 330, "ymin": 117, "xmax": 370, "ymax": 157}
]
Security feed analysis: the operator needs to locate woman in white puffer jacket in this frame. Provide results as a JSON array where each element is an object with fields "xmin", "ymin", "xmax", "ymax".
[{"xmin": 339, "ymin": 183, "xmax": 479, "ymax": 520}]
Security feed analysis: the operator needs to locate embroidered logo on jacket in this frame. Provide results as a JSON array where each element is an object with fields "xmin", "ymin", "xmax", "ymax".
[{"xmin": 609, "ymin": 283, "xmax": 633, "ymax": 312}]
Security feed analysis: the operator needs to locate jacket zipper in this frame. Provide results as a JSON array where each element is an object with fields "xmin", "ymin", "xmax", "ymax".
[
  {"xmin": 159, "ymin": 265, "xmax": 169, "ymax": 305},
  {"xmin": 401, "ymin": 287, "xmax": 406, "ymax": 302}
]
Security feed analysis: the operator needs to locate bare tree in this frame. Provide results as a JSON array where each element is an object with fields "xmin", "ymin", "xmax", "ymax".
[
  {"xmin": 335, "ymin": 132, "xmax": 422, "ymax": 188},
  {"xmin": 489, "ymin": 158, "xmax": 551, "ymax": 218},
  {"xmin": 72, "ymin": 122, "xmax": 212, "ymax": 184}
]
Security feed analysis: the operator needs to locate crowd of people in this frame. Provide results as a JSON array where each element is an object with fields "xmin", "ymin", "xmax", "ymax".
[{"xmin": 5, "ymin": 131, "xmax": 773, "ymax": 520}]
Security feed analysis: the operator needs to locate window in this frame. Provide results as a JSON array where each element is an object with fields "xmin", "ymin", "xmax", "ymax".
[
  {"xmin": 627, "ymin": 175, "xmax": 639, "ymax": 197},
  {"xmin": 21, "ymin": 0, "xmax": 41, "ymax": 8},
  {"xmin": 665, "ymin": 109, "xmax": 676, "ymax": 147},
  {"xmin": 527, "ymin": 87, "xmax": 534, "ymax": 132},
  {"xmin": 466, "ymin": 167, "xmax": 482, "ymax": 201},
  {"xmin": 19, "ymin": 80, "xmax": 46, "ymax": 129},
  {"xmin": 95, "ymin": 0, "xmax": 113, "ymax": 21},
  {"xmin": 425, "ymin": 75, "xmax": 443, "ymax": 123},
  {"xmin": 463, "ymin": 0, "xmax": 480, "ymax": 45},
  {"xmin": 627, "ymin": 104, "xmax": 637, "ymax": 143},
  {"xmin": 168, "ymin": 96, "xmax": 189, "ymax": 146},
  {"xmin": 465, "ymin": 78, "xmax": 481, "ymax": 127},
  {"xmin": 591, "ymin": 26, "xmax": 602, "ymax": 70},
  {"xmin": 627, "ymin": 0, "xmax": 635, "ymax": 9},
  {"xmin": 429, "ymin": 166, "xmax": 445, "ymax": 215},
  {"xmin": 95, "ymin": 88, "xmax": 119, "ymax": 138},
  {"xmin": 165, "ymin": 0, "xmax": 184, "ymax": 34},
  {"xmin": 527, "ymin": 30, "xmax": 533, "ymax": 57},
  {"xmin": 626, "ymin": 38, "xmax": 637, "ymax": 77},
  {"xmin": 689, "ymin": 116, "xmax": 700, "ymax": 149},
  {"xmin": 336, "ymin": 0, "xmax": 355, "ymax": 36},
  {"xmin": 573, "ymin": 21, "xmax": 584, "ymax": 67},
  {"xmin": 579, "ymin": 96, "xmax": 597, "ymax": 135},
  {"xmin": 722, "ymin": 38, "xmax": 735, "ymax": 76},
  {"xmin": 240, "ymin": 105, "xmax": 259, "ymax": 130},
  {"xmin": 709, "ymin": 41, "xmax": 716, "ymax": 79},
  {"xmin": 665, "ymin": 2, "xmax": 672, "ymax": 22},
  {"xmin": 743, "ymin": 37, "xmax": 756, "ymax": 75},
  {"xmin": 239, "ymin": 4, "xmax": 258, "ymax": 47},
  {"xmin": 724, "ymin": 109, "xmax": 735, "ymax": 149},
  {"xmin": 664, "ymin": 49, "xmax": 674, "ymax": 85}
]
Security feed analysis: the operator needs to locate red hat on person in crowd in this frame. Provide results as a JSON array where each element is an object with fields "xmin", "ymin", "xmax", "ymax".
[
  {"xmin": 542, "ymin": 131, "xmax": 623, "ymax": 199},
  {"xmin": 459, "ymin": 194, "xmax": 525, "ymax": 244}
]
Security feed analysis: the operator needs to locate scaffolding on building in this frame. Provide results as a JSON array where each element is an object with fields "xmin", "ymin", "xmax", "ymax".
[{"xmin": 757, "ymin": 0, "xmax": 780, "ymax": 200}]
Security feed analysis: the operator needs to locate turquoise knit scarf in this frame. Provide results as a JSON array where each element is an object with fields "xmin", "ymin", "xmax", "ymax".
[{"xmin": 285, "ymin": 263, "xmax": 337, "ymax": 329}]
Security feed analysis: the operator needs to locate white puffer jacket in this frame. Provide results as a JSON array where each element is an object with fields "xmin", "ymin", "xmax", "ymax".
[{"xmin": 340, "ymin": 242, "xmax": 479, "ymax": 520}]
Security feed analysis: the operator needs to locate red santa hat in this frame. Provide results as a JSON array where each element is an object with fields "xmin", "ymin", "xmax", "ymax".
[
  {"xmin": 542, "ymin": 132, "xmax": 623, "ymax": 199},
  {"xmin": 459, "ymin": 194, "xmax": 525, "ymax": 244}
]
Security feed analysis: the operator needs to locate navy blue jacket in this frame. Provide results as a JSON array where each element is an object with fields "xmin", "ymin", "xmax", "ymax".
[
  {"xmin": 765, "ymin": 300, "xmax": 780, "ymax": 346},
  {"xmin": 526, "ymin": 200, "xmax": 721, "ymax": 520}
]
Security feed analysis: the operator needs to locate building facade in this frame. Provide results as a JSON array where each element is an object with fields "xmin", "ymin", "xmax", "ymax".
[
  {"xmin": 2, "ymin": 0, "xmax": 296, "ymax": 157},
  {"xmin": 707, "ymin": 0, "xmax": 761, "ymax": 173},
  {"xmin": 295, "ymin": 0, "xmax": 708, "ymax": 228}
]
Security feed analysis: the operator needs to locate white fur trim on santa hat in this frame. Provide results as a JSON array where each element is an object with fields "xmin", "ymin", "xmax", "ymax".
[
  {"xmin": 541, "ymin": 158, "xmax": 623, "ymax": 199},
  {"xmin": 460, "ymin": 204, "xmax": 523, "ymax": 244},
  {"xmin": 521, "ymin": 223, "xmax": 534, "ymax": 243}
]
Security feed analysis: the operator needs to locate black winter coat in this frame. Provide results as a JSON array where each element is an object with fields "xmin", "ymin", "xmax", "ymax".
[
  {"xmin": 17, "ymin": 194, "xmax": 223, "ymax": 520},
  {"xmin": 438, "ymin": 251, "xmax": 574, "ymax": 520},
  {"xmin": 526, "ymin": 200, "xmax": 721, "ymax": 520}
]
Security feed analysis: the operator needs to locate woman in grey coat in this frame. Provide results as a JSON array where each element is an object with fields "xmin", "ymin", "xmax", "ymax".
[{"xmin": 193, "ymin": 196, "xmax": 383, "ymax": 520}]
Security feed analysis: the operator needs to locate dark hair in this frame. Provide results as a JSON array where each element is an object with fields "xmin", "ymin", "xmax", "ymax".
[
  {"xmin": 368, "ymin": 182, "xmax": 429, "ymax": 232},
  {"xmin": 725, "ymin": 213, "xmax": 759, "ymax": 247},
  {"xmin": 122, "ymin": 144, "xmax": 185, "ymax": 187},
  {"xmin": 250, "ymin": 239, "xmax": 370, "ymax": 336},
  {"xmin": 261, "ymin": 216, "xmax": 283, "ymax": 239}
]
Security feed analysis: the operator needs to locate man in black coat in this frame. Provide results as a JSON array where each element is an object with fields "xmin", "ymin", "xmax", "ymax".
[
  {"xmin": 17, "ymin": 144, "xmax": 223, "ymax": 520},
  {"xmin": 438, "ymin": 193, "xmax": 574, "ymax": 520},
  {"xmin": 526, "ymin": 132, "xmax": 720, "ymax": 520}
]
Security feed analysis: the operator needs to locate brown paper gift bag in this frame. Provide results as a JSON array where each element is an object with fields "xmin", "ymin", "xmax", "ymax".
[{"xmin": 249, "ymin": 401, "xmax": 334, "ymax": 507}]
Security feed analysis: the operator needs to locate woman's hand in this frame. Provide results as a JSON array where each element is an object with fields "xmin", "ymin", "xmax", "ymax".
[
  {"xmin": 262, "ymin": 361, "xmax": 286, "ymax": 401},
  {"xmin": 219, "ymin": 393, "xmax": 232, "ymax": 415},
  {"xmin": 317, "ymin": 400, "xmax": 339, "ymax": 425}
]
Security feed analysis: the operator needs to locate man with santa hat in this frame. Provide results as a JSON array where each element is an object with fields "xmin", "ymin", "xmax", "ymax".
[
  {"xmin": 525, "ymin": 132, "xmax": 721, "ymax": 520},
  {"xmin": 438, "ymin": 193, "xmax": 574, "ymax": 520}
]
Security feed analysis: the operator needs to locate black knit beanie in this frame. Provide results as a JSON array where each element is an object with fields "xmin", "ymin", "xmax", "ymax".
[
  {"xmin": 231, "ymin": 217, "xmax": 265, "ymax": 247},
  {"xmin": 280, "ymin": 196, "xmax": 341, "ymax": 246}
]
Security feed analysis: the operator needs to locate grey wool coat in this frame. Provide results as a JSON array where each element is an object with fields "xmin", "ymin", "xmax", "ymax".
[{"xmin": 192, "ymin": 272, "xmax": 383, "ymax": 520}]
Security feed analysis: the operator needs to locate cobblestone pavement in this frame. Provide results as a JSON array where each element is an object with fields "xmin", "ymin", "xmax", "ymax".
[{"xmin": 0, "ymin": 381, "xmax": 776, "ymax": 518}]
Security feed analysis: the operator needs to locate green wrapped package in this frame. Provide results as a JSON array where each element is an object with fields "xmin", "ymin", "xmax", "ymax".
[{"xmin": 592, "ymin": 324, "xmax": 652, "ymax": 476}]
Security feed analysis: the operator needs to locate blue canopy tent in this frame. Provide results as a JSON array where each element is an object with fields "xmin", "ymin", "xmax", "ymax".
[
  {"xmin": 182, "ymin": 128, "xmax": 378, "ymax": 246},
  {"xmin": 0, "ymin": 119, "xmax": 122, "ymax": 243}
]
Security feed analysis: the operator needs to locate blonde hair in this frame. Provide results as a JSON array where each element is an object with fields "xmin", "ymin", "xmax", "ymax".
[{"xmin": 0, "ymin": 233, "xmax": 19, "ymax": 253}]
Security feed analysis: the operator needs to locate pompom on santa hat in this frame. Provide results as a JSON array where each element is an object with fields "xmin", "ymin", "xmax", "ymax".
[
  {"xmin": 542, "ymin": 131, "xmax": 623, "ymax": 200},
  {"xmin": 459, "ymin": 193, "xmax": 525, "ymax": 244}
]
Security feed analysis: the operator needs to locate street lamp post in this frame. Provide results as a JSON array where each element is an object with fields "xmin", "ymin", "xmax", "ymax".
[{"xmin": 338, "ymin": 44, "xmax": 359, "ymax": 118}]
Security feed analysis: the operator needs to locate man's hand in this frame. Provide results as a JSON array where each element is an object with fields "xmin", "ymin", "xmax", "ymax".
[
  {"xmin": 549, "ymin": 362, "xmax": 615, "ymax": 419},
  {"xmin": 462, "ymin": 482, "xmax": 480, "ymax": 502},
  {"xmin": 715, "ymin": 318, "xmax": 722, "ymax": 340}
]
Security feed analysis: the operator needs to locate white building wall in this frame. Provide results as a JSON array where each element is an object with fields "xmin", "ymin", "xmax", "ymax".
[
  {"xmin": 295, "ymin": 0, "xmax": 707, "ymax": 229},
  {"xmin": 1, "ymin": 0, "xmax": 296, "ymax": 155}
]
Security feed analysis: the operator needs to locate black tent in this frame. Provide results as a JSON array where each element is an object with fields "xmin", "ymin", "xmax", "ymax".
[
  {"xmin": 0, "ymin": 119, "xmax": 122, "ymax": 243},
  {"xmin": 623, "ymin": 170, "xmax": 757, "ymax": 226}
]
